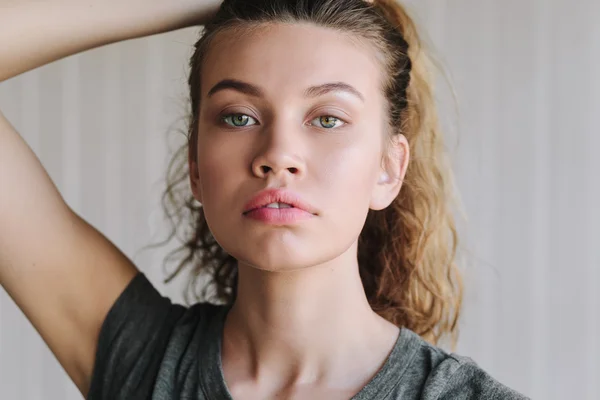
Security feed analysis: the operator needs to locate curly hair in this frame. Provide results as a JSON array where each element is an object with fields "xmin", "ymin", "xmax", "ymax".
[{"xmin": 159, "ymin": 0, "xmax": 463, "ymax": 347}]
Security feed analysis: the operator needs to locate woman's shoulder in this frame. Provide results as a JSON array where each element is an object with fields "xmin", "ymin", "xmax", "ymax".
[
  {"xmin": 88, "ymin": 271, "xmax": 228, "ymax": 399},
  {"xmin": 108, "ymin": 270, "xmax": 228, "ymax": 318},
  {"xmin": 392, "ymin": 329, "xmax": 530, "ymax": 400},
  {"xmin": 101, "ymin": 270, "xmax": 230, "ymax": 349}
]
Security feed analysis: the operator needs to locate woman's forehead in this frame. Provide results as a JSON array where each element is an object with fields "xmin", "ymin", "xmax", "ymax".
[{"xmin": 200, "ymin": 23, "xmax": 384, "ymax": 103}]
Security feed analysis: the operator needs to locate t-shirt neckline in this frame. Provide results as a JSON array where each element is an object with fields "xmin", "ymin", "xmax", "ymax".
[{"xmin": 198, "ymin": 305, "xmax": 421, "ymax": 400}]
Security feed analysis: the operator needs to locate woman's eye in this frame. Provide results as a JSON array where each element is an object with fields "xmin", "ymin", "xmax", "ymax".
[
  {"xmin": 310, "ymin": 116, "xmax": 345, "ymax": 129},
  {"xmin": 222, "ymin": 114, "xmax": 257, "ymax": 127}
]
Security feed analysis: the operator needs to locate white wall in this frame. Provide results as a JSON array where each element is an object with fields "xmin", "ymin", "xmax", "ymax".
[{"xmin": 1, "ymin": 1, "xmax": 598, "ymax": 398}]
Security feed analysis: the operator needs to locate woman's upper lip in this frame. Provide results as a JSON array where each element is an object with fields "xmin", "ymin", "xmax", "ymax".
[{"xmin": 243, "ymin": 189, "xmax": 318, "ymax": 214}]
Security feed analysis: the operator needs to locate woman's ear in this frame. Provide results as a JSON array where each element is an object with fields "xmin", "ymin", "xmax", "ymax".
[
  {"xmin": 188, "ymin": 145, "xmax": 203, "ymax": 204},
  {"xmin": 370, "ymin": 134, "xmax": 409, "ymax": 211}
]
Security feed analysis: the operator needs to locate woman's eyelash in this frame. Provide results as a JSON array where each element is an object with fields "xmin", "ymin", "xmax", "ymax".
[{"xmin": 221, "ymin": 113, "xmax": 346, "ymax": 129}]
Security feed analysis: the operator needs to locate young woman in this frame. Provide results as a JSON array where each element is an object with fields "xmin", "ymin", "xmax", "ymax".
[{"xmin": 0, "ymin": 0, "xmax": 528, "ymax": 398}]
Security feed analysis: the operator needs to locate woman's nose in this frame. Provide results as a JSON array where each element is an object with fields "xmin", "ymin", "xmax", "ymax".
[{"xmin": 250, "ymin": 123, "xmax": 306, "ymax": 180}]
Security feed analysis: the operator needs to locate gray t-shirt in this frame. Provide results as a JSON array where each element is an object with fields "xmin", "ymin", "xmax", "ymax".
[{"xmin": 88, "ymin": 272, "xmax": 528, "ymax": 399}]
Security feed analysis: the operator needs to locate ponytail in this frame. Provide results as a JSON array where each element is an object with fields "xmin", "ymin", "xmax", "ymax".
[{"xmin": 359, "ymin": 0, "xmax": 462, "ymax": 346}]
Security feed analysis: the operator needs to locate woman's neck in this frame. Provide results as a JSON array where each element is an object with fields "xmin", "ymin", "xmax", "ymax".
[{"xmin": 221, "ymin": 240, "xmax": 400, "ymax": 393}]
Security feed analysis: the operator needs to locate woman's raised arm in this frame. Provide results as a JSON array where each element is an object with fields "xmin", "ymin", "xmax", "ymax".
[
  {"xmin": 0, "ymin": 0, "xmax": 219, "ymax": 81},
  {"xmin": 0, "ymin": 0, "xmax": 219, "ymax": 396}
]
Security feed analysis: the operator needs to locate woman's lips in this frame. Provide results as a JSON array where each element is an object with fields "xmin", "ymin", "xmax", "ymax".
[
  {"xmin": 242, "ymin": 188, "xmax": 317, "ymax": 224},
  {"xmin": 243, "ymin": 188, "xmax": 317, "ymax": 215},
  {"xmin": 243, "ymin": 206, "xmax": 314, "ymax": 224}
]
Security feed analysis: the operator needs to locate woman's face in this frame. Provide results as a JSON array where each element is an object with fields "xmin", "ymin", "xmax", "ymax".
[{"xmin": 190, "ymin": 22, "xmax": 408, "ymax": 271}]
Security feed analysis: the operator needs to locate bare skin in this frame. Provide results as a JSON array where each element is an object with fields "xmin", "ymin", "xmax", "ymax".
[
  {"xmin": 190, "ymin": 24, "xmax": 410, "ymax": 398},
  {"xmin": 0, "ymin": 2, "xmax": 410, "ymax": 400}
]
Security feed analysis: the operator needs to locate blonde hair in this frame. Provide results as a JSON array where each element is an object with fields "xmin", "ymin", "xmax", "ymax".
[{"xmin": 160, "ymin": 0, "xmax": 462, "ymax": 347}]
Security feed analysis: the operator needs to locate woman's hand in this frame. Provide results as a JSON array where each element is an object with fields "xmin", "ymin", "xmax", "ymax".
[{"xmin": 0, "ymin": 0, "xmax": 222, "ymax": 82}]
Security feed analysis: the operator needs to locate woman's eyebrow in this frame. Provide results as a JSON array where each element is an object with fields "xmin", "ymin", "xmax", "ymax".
[
  {"xmin": 305, "ymin": 82, "xmax": 364, "ymax": 102},
  {"xmin": 207, "ymin": 79, "xmax": 364, "ymax": 102},
  {"xmin": 208, "ymin": 79, "xmax": 263, "ymax": 98}
]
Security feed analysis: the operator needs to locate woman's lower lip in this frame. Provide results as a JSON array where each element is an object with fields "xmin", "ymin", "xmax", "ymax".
[{"xmin": 243, "ymin": 207, "xmax": 314, "ymax": 224}]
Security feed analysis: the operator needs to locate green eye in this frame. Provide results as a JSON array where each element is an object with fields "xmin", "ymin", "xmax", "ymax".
[
  {"xmin": 223, "ymin": 114, "xmax": 257, "ymax": 127},
  {"xmin": 311, "ymin": 116, "xmax": 343, "ymax": 129}
]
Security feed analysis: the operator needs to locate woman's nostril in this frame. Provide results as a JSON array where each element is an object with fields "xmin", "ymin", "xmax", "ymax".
[{"xmin": 259, "ymin": 166, "xmax": 299, "ymax": 174}]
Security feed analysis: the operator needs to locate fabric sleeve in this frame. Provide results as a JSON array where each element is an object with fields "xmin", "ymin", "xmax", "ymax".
[
  {"xmin": 436, "ymin": 356, "xmax": 530, "ymax": 400},
  {"xmin": 87, "ymin": 272, "xmax": 186, "ymax": 400}
]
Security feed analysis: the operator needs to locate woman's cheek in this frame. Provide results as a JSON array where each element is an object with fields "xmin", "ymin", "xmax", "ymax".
[{"xmin": 318, "ymin": 144, "xmax": 378, "ymax": 189}]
